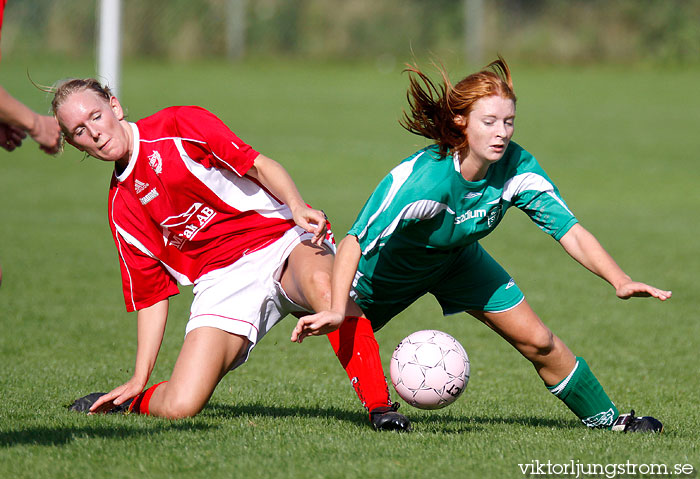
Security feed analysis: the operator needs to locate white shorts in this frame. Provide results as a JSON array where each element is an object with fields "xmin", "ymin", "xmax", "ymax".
[{"xmin": 186, "ymin": 226, "xmax": 333, "ymax": 371}]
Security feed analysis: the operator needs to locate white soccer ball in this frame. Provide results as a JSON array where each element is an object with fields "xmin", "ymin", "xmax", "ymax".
[{"xmin": 390, "ymin": 329, "xmax": 470, "ymax": 410}]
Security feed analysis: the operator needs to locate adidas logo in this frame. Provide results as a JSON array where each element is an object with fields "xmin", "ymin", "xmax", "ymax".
[{"xmin": 135, "ymin": 179, "xmax": 149, "ymax": 194}]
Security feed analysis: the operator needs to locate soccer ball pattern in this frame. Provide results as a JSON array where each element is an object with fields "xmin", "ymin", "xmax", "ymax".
[{"xmin": 390, "ymin": 329, "xmax": 470, "ymax": 410}]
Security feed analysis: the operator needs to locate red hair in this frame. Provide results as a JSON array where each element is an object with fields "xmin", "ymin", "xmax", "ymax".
[{"xmin": 400, "ymin": 56, "xmax": 516, "ymax": 157}]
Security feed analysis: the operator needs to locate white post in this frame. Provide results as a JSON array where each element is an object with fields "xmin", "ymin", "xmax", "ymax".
[
  {"xmin": 97, "ymin": 0, "xmax": 122, "ymax": 97},
  {"xmin": 226, "ymin": 0, "xmax": 247, "ymax": 60},
  {"xmin": 464, "ymin": 0, "xmax": 484, "ymax": 67}
]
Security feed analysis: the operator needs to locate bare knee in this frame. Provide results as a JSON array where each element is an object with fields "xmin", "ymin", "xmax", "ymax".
[
  {"xmin": 310, "ymin": 268, "xmax": 331, "ymax": 291},
  {"xmin": 518, "ymin": 327, "xmax": 555, "ymax": 360},
  {"xmin": 159, "ymin": 395, "xmax": 206, "ymax": 419},
  {"xmin": 304, "ymin": 268, "xmax": 332, "ymax": 308}
]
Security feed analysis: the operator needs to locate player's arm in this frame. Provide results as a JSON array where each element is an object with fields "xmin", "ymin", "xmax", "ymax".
[
  {"xmin": 291, "ymin": 234, "xmax": 361, "ymax": 343},
  {"xmin": 558, "ymin": 223, "xmax": 671, "ymax": 301},
  {"xmin": 246, "ymin": 153, "xmax": 327, "ymax": 245},
  {"xmin": 0, "ymin": 85, "xmax": 60, "ymax": 154},
  {"xmin": 0, "ymin": 87, "xmax": 35, "ymax": 131},
  {"xmin": 328, "ymin": 235, "xmax": 362, "ymax": 316},
  {"xmin": 176, "ymin": 107, "xmax": 325, "ymax": 244},
  {"xmin": 89, "ymin": 299, "xmax": 169, "ymax": 413}
]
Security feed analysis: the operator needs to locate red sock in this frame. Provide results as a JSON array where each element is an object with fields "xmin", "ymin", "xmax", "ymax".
[
  {"xmin": 128, "ymin": 381, "xmax": 167, "ymax": 415},
  {"xmin": 327, "ymin": 316, "xmax": 391, "ymax": 412}
]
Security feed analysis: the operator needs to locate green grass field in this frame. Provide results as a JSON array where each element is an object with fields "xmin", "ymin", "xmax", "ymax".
[{"xmin": 1, "ymin": 56, "xmax": 699, "ymax": 478}]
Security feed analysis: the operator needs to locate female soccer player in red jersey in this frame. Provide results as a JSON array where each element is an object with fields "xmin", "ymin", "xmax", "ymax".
[
  {"xmin": 53, "ymin": 78, "xmax": 380, "ymax": 420},
  {"xmin": 293, "ymin": 57, "xmax": 670, "ymax": 432}
]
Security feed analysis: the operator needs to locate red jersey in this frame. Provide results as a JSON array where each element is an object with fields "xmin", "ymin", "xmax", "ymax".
[
  {"xmin": 0, "ymin": 0, "xmax": 6, "ymax": 60},
  {"xmin": 109, "ymin": 106, "xmax": 296, "ymax": 312}
]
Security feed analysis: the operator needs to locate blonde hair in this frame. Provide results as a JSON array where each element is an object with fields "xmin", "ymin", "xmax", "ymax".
[
  {"xmin": 50, "ymin": 78, "xmax": 113, "ymax": 119},
  {"xmin": 39, "ymin": 78, "xmax": 114, "ymax": 153}
]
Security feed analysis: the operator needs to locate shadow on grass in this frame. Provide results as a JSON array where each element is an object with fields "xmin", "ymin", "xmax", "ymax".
[
  {"xmin": 0, "ymin": 405, "xmax": 579, "ymax": 447},
  {"xmin": 411, "ymin": 412, "xmax": 580, "ymax": 433},
  {"xmin": 203, "ymin": 401, "xmax": 579, "ymax": 433},
  {"xmin": 0, "ymin": 422, "xmax": 212, "ymax": 448},
  {"xmin": 203, "ymin": 402, "xmax": 368, "ymax": 426}
]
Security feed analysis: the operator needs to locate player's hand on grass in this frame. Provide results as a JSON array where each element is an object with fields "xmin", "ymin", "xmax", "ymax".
[
  {"xmin": 291, "ymin": 205, "xmax": 327, "ymax": 246},
  {"xmin": 291, "ymin": 310, "xmax": 344, "ymax": 343},
  {"xmin": 89, "ymin": 377, "xmax": 147, "ymax": 414},
  {"xmin": 615, "ymin": 280, "xmax": 672, "ymax": 301}
]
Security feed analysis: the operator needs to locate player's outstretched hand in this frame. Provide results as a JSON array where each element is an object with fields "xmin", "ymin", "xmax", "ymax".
[
  {"xmin": 0, "ymin": 122, "xmax": 26, "ymax": 151},
  {"xmin": 89, "ymin": 377, "xmax": 146, "ymax": 414},
  {"xmin": 29, "ymin": 114, "xmax": 61, "ymax": 155},
  {"xmin": 291, "ymin": 310, "xmax": 344, "ymax": 343},
  {"xmin": 615, "ymin": 280, "xmax": 672, "ymax": 301},
  {"xmin": 291, "ymin": 205, "xmax": 327, "ymax": 246}
]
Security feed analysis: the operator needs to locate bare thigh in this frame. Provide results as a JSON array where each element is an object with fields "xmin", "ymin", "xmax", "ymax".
[
  {"xmin": 280, "ymin": 240, "xmax": 363, "ymax": 316},
  {"xmin": 148, "ymin": 327, "xmax": 249, "ymax": 418},
  {"xmin": 469, "ymin": 300, "xmax": 576, "ymax": 385}
]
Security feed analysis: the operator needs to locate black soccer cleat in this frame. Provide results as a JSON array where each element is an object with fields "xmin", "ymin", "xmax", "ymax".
[
  {"xmin": 611, "ymin": 410, "xmax": 663, "ymax": 433},
  {"xmin": 369, "ymin": 402, "xmax": 412, "ymax": 432},
  {"xmin": 68, "ymin": 392, "xmax": 132, "ymax": 414}
]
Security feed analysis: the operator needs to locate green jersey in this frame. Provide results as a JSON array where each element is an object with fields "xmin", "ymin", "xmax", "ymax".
[{"xmin": 348, "ymin": 141, "xmax": 577, "ymax": 319}]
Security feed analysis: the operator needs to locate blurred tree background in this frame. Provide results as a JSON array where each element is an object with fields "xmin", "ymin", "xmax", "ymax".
[{"xmin": 2, "ymin": 0, "xmax": 699, "ymax": 66}]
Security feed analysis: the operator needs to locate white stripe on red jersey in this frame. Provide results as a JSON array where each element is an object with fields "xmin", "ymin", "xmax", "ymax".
[{"xmin": 108, "ymin": 106, "xmax": 295, "ymax": 312}]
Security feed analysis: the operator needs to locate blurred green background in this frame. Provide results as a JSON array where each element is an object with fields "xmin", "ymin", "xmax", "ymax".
[
  {"xmin": 1, "ymin": 2, "xmax": 699, "ymax": 478},
  {"xmin": 3, "ymin": 0, "xmax": 700, "ymax": 65}
]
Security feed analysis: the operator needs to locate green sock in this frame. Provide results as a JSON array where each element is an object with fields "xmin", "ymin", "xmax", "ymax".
[{"xmin": 547, "ymin": 357, "xmax": 619, "ymax": 428}]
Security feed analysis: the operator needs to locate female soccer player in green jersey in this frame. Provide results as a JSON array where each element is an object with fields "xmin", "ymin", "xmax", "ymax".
[{"xmin": 293, "ymin": 57, "xmax": 671, "ymax": 433}]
